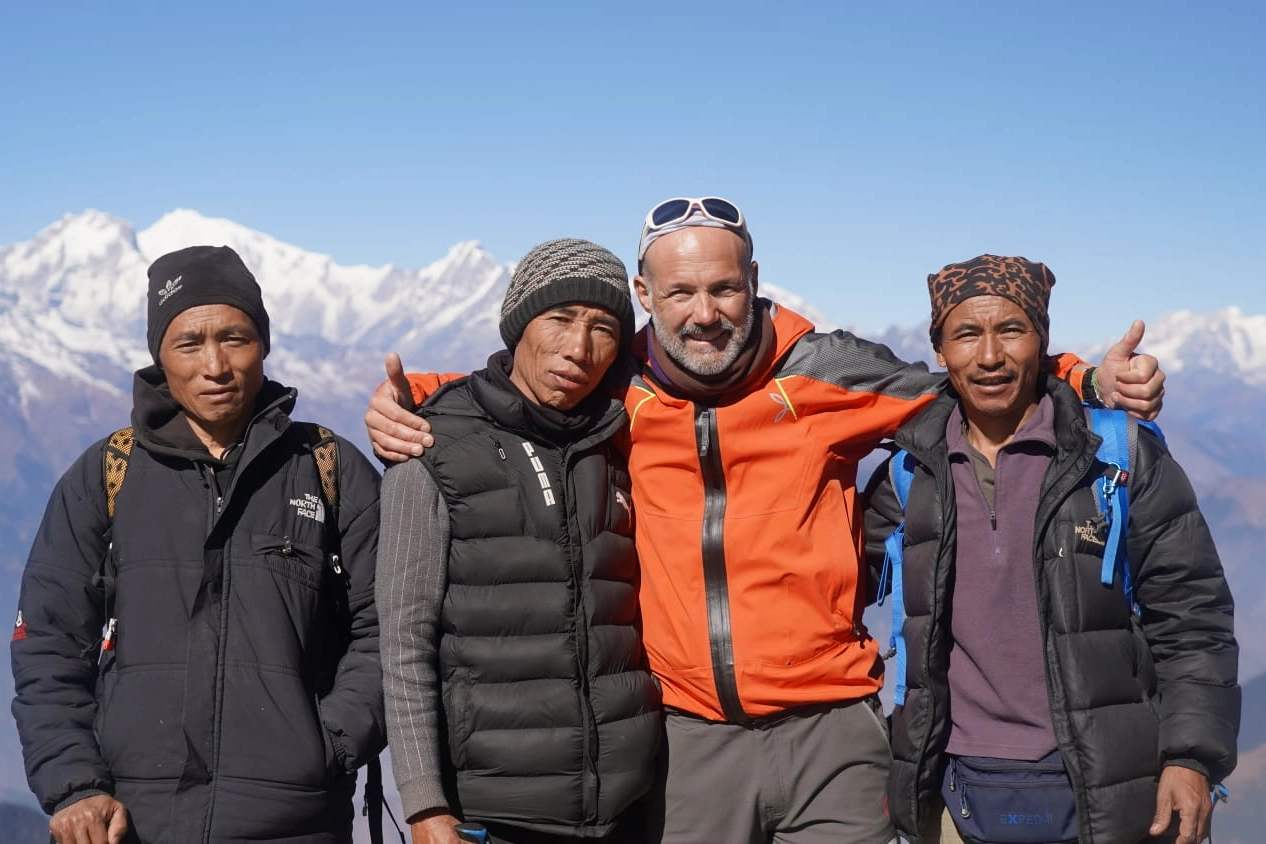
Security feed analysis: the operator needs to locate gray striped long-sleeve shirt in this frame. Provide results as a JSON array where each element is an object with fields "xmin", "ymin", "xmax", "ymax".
[{"xmin": 376, "ymin": 458, "xmax": 451, "ymax": 820}]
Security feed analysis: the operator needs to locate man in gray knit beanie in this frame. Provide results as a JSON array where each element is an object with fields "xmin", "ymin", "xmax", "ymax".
[
  {"xmin": 377, "ymin": 237, "xmax": 657, "ymax": 843},
  {"xmin": 499, "ymin": 237, "xmax": 635, "ymax": 352}
]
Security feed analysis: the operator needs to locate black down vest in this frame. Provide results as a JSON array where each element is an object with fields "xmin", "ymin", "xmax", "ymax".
[{"xmin": 420, "ymin": 370, "xmax": 660, "ymax": 836}]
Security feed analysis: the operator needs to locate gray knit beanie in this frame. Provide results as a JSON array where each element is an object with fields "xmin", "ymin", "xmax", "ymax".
[{"xmin": 499, "ymin": 238, "xmax": 635, "ymax": 351}]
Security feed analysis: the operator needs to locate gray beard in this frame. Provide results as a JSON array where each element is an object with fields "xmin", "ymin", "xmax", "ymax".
[{"xmin": 652, "ymin": 307, "xmax": 755, "ymax": 377}]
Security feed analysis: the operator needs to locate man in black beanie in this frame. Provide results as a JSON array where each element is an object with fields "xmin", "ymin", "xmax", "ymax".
[
  {"xmin": 377, "ymin": 238, "xmax": 659, "ymax": 843},
  {"xmin": 13, "ymin": 245, "xmax": 386, "ymax": 843},
  {"xmin": 145, "ymin": 244, "xmax": 272, "ymax": 363}
]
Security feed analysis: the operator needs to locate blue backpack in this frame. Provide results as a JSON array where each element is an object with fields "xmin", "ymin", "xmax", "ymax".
[{"xmin": 875, "ymin": 408, "xmax": 1160, "ymax": 707}]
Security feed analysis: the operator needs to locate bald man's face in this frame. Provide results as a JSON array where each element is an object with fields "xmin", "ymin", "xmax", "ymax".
[{"xmin": 633, "ymin": 226, "xmax": 758, "ymax": 377}]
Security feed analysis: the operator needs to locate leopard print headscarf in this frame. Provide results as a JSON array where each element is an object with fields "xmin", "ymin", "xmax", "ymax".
[{"xmin": 927, "ymin": 254, "xmax": 1055, "ymax": 347}]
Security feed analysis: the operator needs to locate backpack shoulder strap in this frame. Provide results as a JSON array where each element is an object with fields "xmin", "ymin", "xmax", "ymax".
[
  {"xmin": 890, "ymin": 449, "xmax": 916, "ymax": 510},
  {"xmin": 875, "ymin": 449, "xmax": 916, "ymax": 608},
  {"xmin": 1088, "ymin": 408, "xmax": 1130, "ymax": 600},
  {"xmin": 304, "ymin": 423, "xmax": 340, "ymax": 528},
  {"xmin": 1088, "ymin": 409, "xmax": 1165, "ymax": 612},
  {"xmin": 92, "ymin": 427, "xmax": 134, "ymax": 656},
  {"xmin": 300, "ymin": 422, "xmax": 342, "ymax": 564},
  {"xmin": 878, "ymin": 449, "xmax": 918, "ymax": 706},
  {"xmin": 103, "ymin": 427, "xmax": 135, "ymax": 522}
]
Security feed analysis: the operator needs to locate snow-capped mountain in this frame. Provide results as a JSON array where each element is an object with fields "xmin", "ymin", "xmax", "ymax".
[
  {"xmin": 3, "ymin": 210, "xmax": 1266, "ymax": 833},
  {"xmin": 1143, "ymin": 308, "xmax": 1266, "ymax": 383},
  {"xmin": 1, "ymin": 209, "xmax": 512, "ymax": 397}
]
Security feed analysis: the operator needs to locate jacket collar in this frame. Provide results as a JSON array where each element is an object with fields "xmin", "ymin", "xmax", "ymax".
[
  {"xmin": 130, "ymin": 364, "xmax": 297, "ymax": 465},
  {"xmin": 631, "ymin": 298, "xmax": 816, "ymax": 406},
  {"xmin": 428, "ymin": 351, "xmax": 629, "ymax": 452},
  {"xmin": 897, "ymin": 376, "xmax": 1091, "ymax": 466},
  {"xmin": 946, "ymin": 394, "xmax": 1058, "ymax": 460}
]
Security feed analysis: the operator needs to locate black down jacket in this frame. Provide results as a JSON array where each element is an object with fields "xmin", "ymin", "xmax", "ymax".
[
  {"xmin": 863, "ymin": 380, "xmax": 1239, "ymax": 844},
  {"xmin": 12, "ymin": 370, "xmax": 384, "ymax": 843}
]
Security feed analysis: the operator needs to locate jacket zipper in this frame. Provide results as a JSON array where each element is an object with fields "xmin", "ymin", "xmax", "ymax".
[
  {"xmin": 200, "ymin": 462, "xmax": 232, "ymax": 844},
  {"xmin": 968, "ymin": 453, "xmax": 997, "ymax": 532},
  {"xmin": 561, "ymin": 442, "xmax": 599, "ymax": 827},
  {"xmin": 694, "ymin": 406, "xmax": 749, "ymax": 725},
  {"xmin": 1028, "ymin": 445, "xmax": 1096, "ymax": 841}
]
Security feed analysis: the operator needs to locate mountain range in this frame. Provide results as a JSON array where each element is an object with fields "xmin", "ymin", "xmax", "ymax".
[{"xmin": 2, "ymin": 210, "xmax": 1264, "ymax": 842}]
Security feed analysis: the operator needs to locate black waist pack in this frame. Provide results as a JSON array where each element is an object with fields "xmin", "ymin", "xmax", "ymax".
[{"xmin": 940, "ymin": 751, "xmax": 1077, "ymax": 844}]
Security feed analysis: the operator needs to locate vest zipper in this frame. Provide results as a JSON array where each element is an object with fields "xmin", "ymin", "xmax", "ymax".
[
  {"xmin": 694, "ymin": 405, "xmax": 748, "ymax": 725},
  {"xmin": 561, "ymin": 445, "xmax": 599, "ymax": 827}
]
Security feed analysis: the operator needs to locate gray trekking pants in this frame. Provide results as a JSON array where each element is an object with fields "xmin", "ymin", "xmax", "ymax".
[{"xmin": 647, "ymin": 696, "xmax": 897, "ymax": 844}]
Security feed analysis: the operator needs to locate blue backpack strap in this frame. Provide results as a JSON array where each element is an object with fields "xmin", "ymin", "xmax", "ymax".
[
  {"xmin": 1089, "ymin": 408, "xmax": 1129, "ymax": 601},
  {"xmin": 878, "ymin": 450, "xmax": 917, "ymax": 706},
  {"xmin": 1089, "ymin": 409, "xmax": 1163, "ymax": 613},
  {"xmin": 875, "ymin": 450, "xmax": 915, "ymax": 608},
  {"xmin": 891, "ymin": 451, "xmax": 916, "ymax": 510}
]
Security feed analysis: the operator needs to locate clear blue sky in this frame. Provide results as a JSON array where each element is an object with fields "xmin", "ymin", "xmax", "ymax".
[{"xmin": 3, "ymin": 1, "xmax": 1263, "ymax": 345}]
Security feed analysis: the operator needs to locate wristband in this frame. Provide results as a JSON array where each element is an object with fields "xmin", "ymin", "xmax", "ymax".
[{"xmin": 1082, "ymin": 367, "xmax": 1106, "ymax": 408}]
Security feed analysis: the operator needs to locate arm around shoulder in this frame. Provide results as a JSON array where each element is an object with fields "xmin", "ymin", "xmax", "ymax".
[{"xmin": 787, "ymin": 330, "xmax": 945, "ymax": 399}]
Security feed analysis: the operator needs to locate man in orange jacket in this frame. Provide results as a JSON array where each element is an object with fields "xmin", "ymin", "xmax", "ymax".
[{"xmin": 366, "ymin": 197, "xmax": 1164, "ymax": 843}]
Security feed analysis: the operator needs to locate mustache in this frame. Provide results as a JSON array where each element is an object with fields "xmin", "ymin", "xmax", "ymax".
[
  {"xmin": 679, "ymin": 317, "xmax": 737, "ymax": 339},
  {"xmin": 969, "ymin": 368, "xmax": 1018, "ymax": 383}
]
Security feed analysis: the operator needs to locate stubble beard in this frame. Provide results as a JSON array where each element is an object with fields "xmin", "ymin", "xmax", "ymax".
[{"xmin": 652, "ymin": 305, "xmax": 755, "ymax": 377}]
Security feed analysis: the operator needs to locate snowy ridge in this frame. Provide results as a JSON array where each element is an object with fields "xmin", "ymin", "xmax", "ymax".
[
  {"xmin": 1140, "ymin": 307, "xmax": 1266, "ymax": 384},
  {"xmin": 6, "ymin": 209, "xmax": 1266, "ymax": 391},
  {"xmin": 135, "ymin": 209, "xmax": 511, "ymax": 348},
  {"xmin": 0, "ymin": 210, "xmax": 516, "ymax": 392},
  {"xmin": 762, "ymin": 282, "xmax": 840, "ymax": 332}
]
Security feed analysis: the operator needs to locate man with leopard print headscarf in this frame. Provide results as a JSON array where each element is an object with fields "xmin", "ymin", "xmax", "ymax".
[{"xmin": 865, "ymin": 254, "xmax": 1238, "ymax": 844}]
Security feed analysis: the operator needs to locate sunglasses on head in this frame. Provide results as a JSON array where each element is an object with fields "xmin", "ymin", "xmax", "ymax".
[{"xmin": 642, "ymin": 196, "xmax": 745, "ymax": 233}]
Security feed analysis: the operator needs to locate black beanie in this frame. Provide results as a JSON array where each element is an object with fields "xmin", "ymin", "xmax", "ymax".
[
  {"xmin": 499, "ymin": 238, "xmax": 635, "ymax": 351},
  {"xmin": 146, "ymin": 245, "xmax": 270, "ymax": 363}
]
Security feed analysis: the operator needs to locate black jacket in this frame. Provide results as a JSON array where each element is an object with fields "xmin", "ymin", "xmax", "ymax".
[
  {"xmin": 12, "ymin": 369, "xmax": 385, "ymax": 843},
  {"xmin": 419, "ymin": 362, "xmax": 660, "ymax": 836},
  {"xmin": 864, "ymin": 380, "xmax": 1239, "ymax": 844}
]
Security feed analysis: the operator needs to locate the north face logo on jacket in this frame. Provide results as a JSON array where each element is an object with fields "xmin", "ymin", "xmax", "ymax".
[
  {"xmin": 289, "ymin": 492, "xmax": 325, "ymax": 523},
  {"xmin": 1074, "ymin": 519, "xmax": 1106, "ymax": 550}
]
